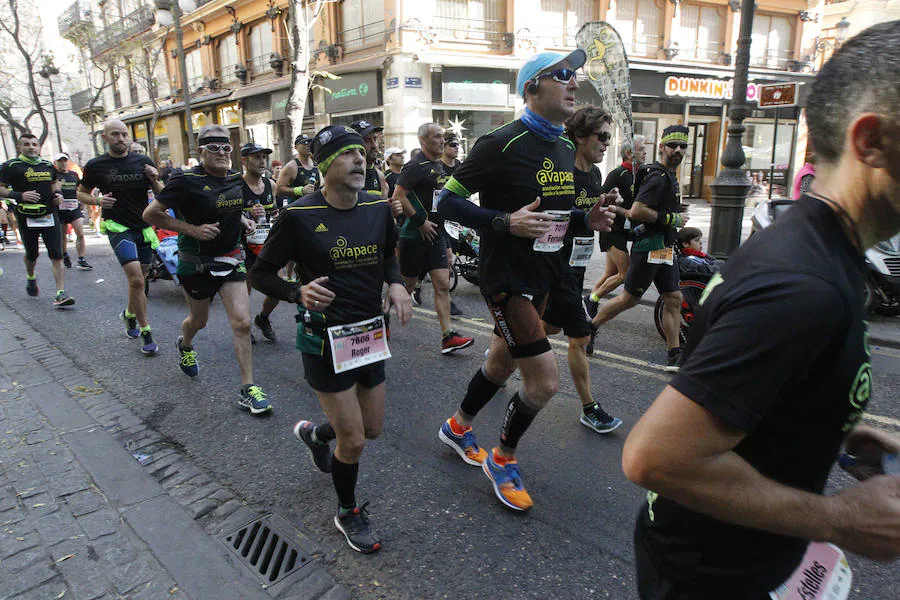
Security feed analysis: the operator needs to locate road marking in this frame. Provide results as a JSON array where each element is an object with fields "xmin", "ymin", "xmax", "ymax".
[
  {"xmin": 864, "ymin": 413, "xmax": 900, "ymax": 429},
  {"xmin": 872, "ymin": 346, "xmax": 900, "ymax": 359}
]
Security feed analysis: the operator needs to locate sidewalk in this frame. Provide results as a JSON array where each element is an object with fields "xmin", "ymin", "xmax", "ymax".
[{"xmin": 0, "ymin": 300, "xmax": 347, "ymax": 600}]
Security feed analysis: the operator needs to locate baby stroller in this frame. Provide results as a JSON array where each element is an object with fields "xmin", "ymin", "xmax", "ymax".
[
  {"xmin": 653, "ymin": 244, "xmax": 721, "ymax": 346},
  {"xmin": 144, "ymin": 227, "xmax": 180, "ymax": 295},
  {"xmin": 444, "ymin": 220, "xmax": 480, "ymax": 292}
]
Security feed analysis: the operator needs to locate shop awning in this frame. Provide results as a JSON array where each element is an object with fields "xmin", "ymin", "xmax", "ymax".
[{"xmin": 230, "ymin": 77, "xmax": 291, "ymax": 100}]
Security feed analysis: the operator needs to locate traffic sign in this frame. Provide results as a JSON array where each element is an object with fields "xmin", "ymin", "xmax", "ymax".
[{"xmin": 758, "ymin": 82, "xmax": 799, "ymax": 108}]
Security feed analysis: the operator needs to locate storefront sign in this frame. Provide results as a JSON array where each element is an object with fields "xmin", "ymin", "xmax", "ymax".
[
  {"xmin": 323, "ymin": 71, "xmax": 380, "ymax": 114},
  {"xmin": 758, "ymin": 82, "xmax": 799, "ymax": 108},
  {"xmin": 386, "ymin": 77, "xmax": 399, "ymax": 89},
  {"xmin": 441, "ymin": 67, "xmax": 511, "ymax": 107},
  {"xmin": 664, "ymin": 76, "xmax": 759, "ymax": 103},
  {"xmin": 404, "ymin": 77, "xmax": 422, "ymax": 89}
]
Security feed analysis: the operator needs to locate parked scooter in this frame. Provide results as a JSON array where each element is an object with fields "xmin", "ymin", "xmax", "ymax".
[{"xmin": 750, "ymin": 198, "xmax": 900, "ymax": 316}]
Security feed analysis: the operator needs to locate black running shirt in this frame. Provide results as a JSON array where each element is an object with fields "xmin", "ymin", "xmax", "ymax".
[
  {"xmin": 257, "ymin": 192, "xmax": 400, "ymax": 325},
  {"xmin": 397, "ymin": 158, "xmax": 449, "ymax": 240},
  {"xmin": 57, "ymin": 170, "xmax": 81, "ymax": 212},
  {"xmin": 444, "ymin": 120, "xmax": 576, "ymax": 296},
  {"xmin": 364, "ymin": 167, "xmax": 382, "ymax": 197},
  {"xmin": 290, "ymin": 158, "xmax": 321, "ymax": 191},
  {"xmin": 81, "ymin": 152, "xmax": 156, "ymax": 229},
  {"xmin": 241, "ymin": 178, "xmax": 276, "ymax": 219},
  {"xmin": 156, "ymin": 166, "xmax": 244, "ymax": 257},
  {"xmin": 385, "ymin": 170, "xmax": 401, "ymax": 199},
  {"xmin": 636, "ymin": 196, "xmax": 870, "ymax": 596},
  {"xmin": 0, "ymin": 156, "xmax": 58, "ymax": 216},
  {"xmin": 602, "ymin": 164, "xmax": 635, "ymax": 233}
]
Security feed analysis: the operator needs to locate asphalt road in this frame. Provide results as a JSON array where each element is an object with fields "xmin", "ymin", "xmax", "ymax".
[{"xmin": 1, "ymin": 236, "xmax": 899, "ymax": 600}]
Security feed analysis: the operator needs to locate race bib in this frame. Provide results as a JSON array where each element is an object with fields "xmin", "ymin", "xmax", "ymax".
[
  {"xmin": 647, "ymin": 246, "xmax": 674, "ymax": 265},
  {"xmin": 327, "ymin": 316, "xmax": 391, "ymax": 374},
  {"xmin": 246, "ymin": 223, "xmax": 270, "ymax": 246},
  {"xmin": 569, "ymin": 236, "xmax": 595, "ymax": 267},
  {"xmin": 27, "ymin": 214, "xmax": 55, "ymax": 228},
  {"xmin": 61, "ymin": 198, "xmax": 79, "ymax": 211},
  {"xmin": 770, "ymin": 543, "xmax": 852, "ymax": 600},
  {"xmin": 444, "ymin": 220, "xmax": 461, "ymax": 240},
  {"xmin": 533, "ymin": 211, "xmax": 570, "ymax": 253}
]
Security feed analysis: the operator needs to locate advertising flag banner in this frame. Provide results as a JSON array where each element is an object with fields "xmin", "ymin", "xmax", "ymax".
[{"xmin": 576, "ymin": 22, "xmax": 634, "ymax": 147}]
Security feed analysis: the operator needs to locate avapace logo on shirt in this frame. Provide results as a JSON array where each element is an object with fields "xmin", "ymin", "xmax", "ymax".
[
  {"xmin": 574, "ymin": 187, "xmax": 601, "ymax": 210},
  {"xmin": 329, "ymin": 236, "xmax": 379, "ymax": 269},
  {"xmin": 216, "ymin": 192, "xmax": 243, "ymax": 209},
  {"xmin": 536, "ymin": 158, "xmax": 575, "ymax": 198},
  {"xmin": 103, "ymin": 168, "xmax": 145, "ymax": 186},
  {"xmin": 24, "ymin": 167, "xmax": 52, "ymax": 182}
]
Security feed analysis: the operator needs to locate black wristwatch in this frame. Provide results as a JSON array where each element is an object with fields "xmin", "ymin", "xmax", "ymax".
[{"xmin": 491, "ymin": 212, "xmax": 510, "ymax": 232}]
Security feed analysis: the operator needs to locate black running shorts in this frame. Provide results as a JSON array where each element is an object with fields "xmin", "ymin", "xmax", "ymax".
[
  {"xmin": 624, "ymin": 251, "xmax": 680, "ymax": 298},
  {"xmin": 180, "ymin": 269, "xmax": 247, "ymax": 300},
  {"xmin": 599, "ymin": 230, "xmax": 628, "ymax": 253},
  {"xmin": 58, "ymin": 208, "xmax": 84, "ymax": 225},
  {"xmin": 542, "ymin": 270, "xmax": 592, "ymax": 339},
  {"xmin": 302, "ymin": 351, "xmax": 386, "ymax": 393},
  {"xmin": 398, "ymin": 234, "xmax": 448, "ymax": 278},
  {"xmin": 485, "ymin": 291, "xmax": 551, "ymax": 359},
  {"xmin": 18, "ymin": 215, "xmax": 62, "ymax": 261}
]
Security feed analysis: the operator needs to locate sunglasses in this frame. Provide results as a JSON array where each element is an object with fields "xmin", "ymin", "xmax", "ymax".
[
  {"xmin": 536, "ymin": 67, "xmax": 577, "ymax": 85},
  {"xmin": 447, "ymin": 142, "xmax": 459, "ymax": 148},
  {"xmin": 595, "ymin": 132, "xmax": 611, "ymax": 143},
  {"xmin": 202, "ymin": 143, "xmax": 233, "ymax": 154},
  {"xmin": 665, "ymin": 142, "xmax": 688, "ymax": 150}
]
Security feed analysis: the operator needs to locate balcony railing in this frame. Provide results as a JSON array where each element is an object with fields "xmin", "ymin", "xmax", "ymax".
[
  {"xmin": 58, "ymin": 1, "xmax": 93, "ymax": 40},
  {"xmin": 338, "ymin": 21, "xmax": 385, "ymax": 52},
  {"xmin": 433, "ymin": 17, "xmax": 505, "ymax": 43},
  {"xmin": 70, "ymin": 88, "xmax": 98, "ymax": 114},
  {"xmin": 681, "ymin": 41, "xmax": 726, "ymax": 62},
  {"xmin": 750, "ymin": 48, "xmax": 794, "ymax": 70},
  {"xmin": 217, "ymin": 63, "xmax": 242, "ymax": 84},
  {"xmin": 626, "ymin": 36, "xmax": 663, "ymax": 58},
  {"xmin": 248, "ymin": 54, "xmax": 275, "ymax": 75},
  {"xmin": 93, "ymin": 6, "xmax": 155, "ymax": 56}
]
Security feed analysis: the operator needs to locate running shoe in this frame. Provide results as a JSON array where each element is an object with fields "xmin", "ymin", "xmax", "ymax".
[
  {"xmin": 254, "ymin": 313, "xmax": 276, "ymax": 341},
  {"xmin": 26, "ymin": 278, "xmax": 38, "ymax": 297},
  {"xmin": 585, "ymin": 327, "xmax": 598, "ymax": 356},
  {"xmin": 580, "ymin": 405, "xmax": 623, "ymax": 434},
  {"xmin": 292, "ymin": 420, "xmax": 332, "ymax": 473},
  {"xmin": 583, "ymin": 294, "xmax": 599, "ymax": 319},
  {"xmin": 441, "ymin": 331, "xmax": 474, "ymax": 354},
  {"xmin": 140, "ymin": 330, "xmax": 158, "ymax": 356},
  {"xmin": 121, "ymin": 311, "xmax": 140, "ymax": 338},
  {"xmin": 77, "ymin": 258, "xmax": 93, "ymax": 271},
  {"xmin": 665, "ymin": 348, "xmax": 682, "ymax": 373},
  {"xmin": 334, "ymin": 503, "xmax": 382, "ymax": 554},
  {"xmin": 63, "ymin": 253, "xmax": 72, "ymax": 268},
  {"xmin": 411, "ymin": 287, "xmax": 422, "ymax": 306},
  {"xmin": 53, "ymin": 291, "xmax": 75, "ymax": 308},
  {"xmin": 238, "ymin": 384, "xmax": 272, "ymax": 415},
  {"xmin": 450, "ymin": 300, "xmax": 463, "ymax": 316},
  {"xmin": 482, "ymin": 449, "xmax": 533, "ymax": 511},
  {"xmin": 438, "ymin": 419, "xmax": 487, "ymax": 465},
  {"xmin": 175, "ymin": 336, "xmax": 199, "ymax": 377}
]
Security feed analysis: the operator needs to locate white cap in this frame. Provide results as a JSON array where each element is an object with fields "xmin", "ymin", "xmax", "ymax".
[
  {"xmin": 383, "ymin": 147, "xmax": 405, "ymax": 162},
  {"xmin": 54, "ymin": 152, "xmax": 70, "ymax": 161}
]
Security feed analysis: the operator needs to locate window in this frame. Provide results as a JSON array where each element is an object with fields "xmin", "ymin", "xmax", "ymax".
[
  {"xmin": 610, "ymin": 0, "xmax": 664, "ymax": 57},
  {"xmin": 184, "ymin": 49, "xmax": 203, "ymax": 91},
  {"xmin": 248, "ymin": 23, "xmax": 274, "ymax": 74},
  {"xmin": 751, "ymin": 13, "xmax": 794, "ymax": 69},
  {"xmin": 217, "ymin": 34, "xmax": 240, "ymax": 82},
  {"xmin": 339, "ymin": 0, "xmax": 384, "ymax": 52},
  {"xmin": 125, "ymin": 57, "xmax": 138, "ymax": 105},
  {"xmin": 680, "ymin": 3, "xmax": 725, "ymax": 61},
  {"xmin": 540, "ymin": 0, "xmax": 592, "ymax": 47},
  {"xmin": 434, "ymin": 0, "xmax": 505, "ymax": 42}
]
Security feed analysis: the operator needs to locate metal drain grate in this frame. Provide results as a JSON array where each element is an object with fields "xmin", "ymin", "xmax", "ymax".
[{"xmin": 220, "ymin": 513, "xmax": 317, "ymax": 589}]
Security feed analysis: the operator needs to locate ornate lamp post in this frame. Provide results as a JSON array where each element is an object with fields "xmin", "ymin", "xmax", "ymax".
[
  {"xmin": 156, "ymin": 0, "xmax": 198, "ymax": 157},
  {"xmin": 38, "ymin": 62, "xmax": 64, "ymax": 153}
]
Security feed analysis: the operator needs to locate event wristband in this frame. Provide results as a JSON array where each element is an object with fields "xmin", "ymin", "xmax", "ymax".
[{"xmin": 293, "ymin": 186, "xmax": 304, "ymax": 197}]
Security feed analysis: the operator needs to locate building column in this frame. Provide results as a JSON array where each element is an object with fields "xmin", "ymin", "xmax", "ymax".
[
  {"xmin": 382, "ymin": 53, "xmax": 432, "ymax": 151},
  {"xmin": 166, "ymin": 114, "xmax": 188, "ymax": 166}
]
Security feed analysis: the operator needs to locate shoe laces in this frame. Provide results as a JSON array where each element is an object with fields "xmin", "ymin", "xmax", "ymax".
[
  {"xmin": 499, "ymin": 462, "xmax": 524, "ymax": 489},
  {"xmin": 245, "ymin": 385, "xmax": 267, "ymax": 401},
  {"xmin": 461, "ymin": 429, "xmax": 480, "ymax": 452},
  {"xmin": 180, "ymin": 347, "xmax": 198, "ymax": 366},
  {"xmin": 141, "ymin": 330, "xmax": 154, "ymax": 342}
]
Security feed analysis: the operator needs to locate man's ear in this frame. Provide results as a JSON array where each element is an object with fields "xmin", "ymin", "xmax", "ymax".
[{"xmin": 848, "ymin": 113, "xmax": 891, "ymax": 169}]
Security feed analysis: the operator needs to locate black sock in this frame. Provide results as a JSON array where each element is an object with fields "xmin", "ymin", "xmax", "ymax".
[
  {"xmin": 500, "ymin": 392, "xmax": 540, "ymax": 450},
  {"xmin": 315, "ymin": 422, "xmax": 336, "ymax": 443},
  {"xmin": 583, "ymin": 402, "xmax": 599, "ymax": 415},
  {"xmin": 459, "ymin": 367, "xmax": 502, "ymax": 417},
  {"xmin": 331, "ymin": 456, "xmax": 359, "ymax": 510}
]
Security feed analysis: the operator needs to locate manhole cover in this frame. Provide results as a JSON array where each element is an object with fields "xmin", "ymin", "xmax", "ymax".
[{"xmin": 220, "ymin": 513, "xmax": 317, "ymax": 592}]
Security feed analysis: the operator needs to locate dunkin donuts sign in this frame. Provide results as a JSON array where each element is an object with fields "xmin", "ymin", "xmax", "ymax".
[{"xmin": 664, "ymin": 76, "xmax": 759, "ymax": 102}]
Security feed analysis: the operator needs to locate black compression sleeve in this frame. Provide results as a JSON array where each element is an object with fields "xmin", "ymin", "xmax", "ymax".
[
  {"xmin": 250, "ymin": 257, "xmax": 301, "ymax": 303},
  {"xmin": 436, "ymin": 189, "xmax": 499, "ymax": 229},
  {"xmin": 385, "ymin": 255, "xmax": 402, "ymax": 286}
]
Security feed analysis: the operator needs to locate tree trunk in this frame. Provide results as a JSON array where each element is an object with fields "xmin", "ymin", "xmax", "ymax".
[{"xmin": 287, "ymin": 0, "xmax": 311, "ymax": 141}]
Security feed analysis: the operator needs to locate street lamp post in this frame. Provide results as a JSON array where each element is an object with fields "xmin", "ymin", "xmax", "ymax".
[
  {"xmin": 156, "ymin": 1, "xmax": 198, "ymax": 159},
  {"xmin": 707, "ymin": 0, "xmax": 756, "ymax": 258},
  {"xmin": 38, "ymin": 63, "xmax": 64, "ymax": 154}
]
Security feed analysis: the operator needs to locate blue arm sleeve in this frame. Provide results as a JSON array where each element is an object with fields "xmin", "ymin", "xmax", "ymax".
[{"xmin": 436, "ymin": 189, "xmax": 501, "ymax": 230}]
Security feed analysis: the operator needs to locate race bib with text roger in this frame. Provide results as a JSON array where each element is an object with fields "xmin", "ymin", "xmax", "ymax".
[{"xmin": 327, "ymin": 316, "xmax": 391, "ymax": 374}]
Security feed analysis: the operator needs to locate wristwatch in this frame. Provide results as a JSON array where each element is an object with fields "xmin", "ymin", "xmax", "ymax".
[{"xmin": 491, "ymin": 212, "xmax": 510, "ymax": 232}]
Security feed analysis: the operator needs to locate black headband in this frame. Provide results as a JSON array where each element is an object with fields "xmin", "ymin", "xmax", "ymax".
[{"xmin": 199, "ymin": 136, "xmax": 230, "ymax": 145}]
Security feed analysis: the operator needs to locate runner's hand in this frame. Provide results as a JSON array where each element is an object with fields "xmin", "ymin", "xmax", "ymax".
[
  {"xmin": 390, "ymin": 199, "xmax": 403, "ymax": 218},
  {"xmin": 509, "ymin": 197, "xmax": 552, "ymax": 239},
  {"xmin": 419, "ymin": 220, "xmax": 437, "ymax": 242},
  {"xmin": 52, "ymin": 192, "xmax": 64, "ymax": 206},
  {"xmin": 242, "ymin": 218, "xmax": 256, "ymax": 234},
  {"xmin": 603, "ymin": 187, "xmax": 622, "ymax": 206},
  {"xmin": 829, "ymin": 475, "xmax": 900, "ymax": 561},
  {"xmin": 301, "ymin": 276, "xmax": 335, "ymax": 310},
  {"xmin": 192, "ymin": 222, "xmax": 220, "ymax": 241},
  {"xmin": 586, "ymin": 202, "xmax": 616, "ymax": 233},
  {"xmin": 842, "ymin": 425, "xmax": 900, "ymax": 481},
  {"xmin": 303, "ymin": 184, "xmax": 315, "ymax": 195},
  {"xmin": 99, "ymin": 194, "xmax": 117, "ymax": 209},
  {"xmin": 251, "ymin": 204, "xmax": 265, "ymax": 219},
  {"xmin": 22, "ymin": 190, "xmax": 41, "ymax": 203},
  {"xmin": 144, "ymin": 164, "xmax": 159, "ymax": 181},
  {"xmin": 384, "ymin": 282, "xmax": 413, "ymax": 325}
]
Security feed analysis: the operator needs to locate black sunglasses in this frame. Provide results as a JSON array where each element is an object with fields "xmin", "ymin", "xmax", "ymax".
[
  {"xmin": 202, "ymin": 143, "xmax": 233, "ymax": 154},
  {"xmin": 447, "ymin": 142, "xmax": 459, "ymax": 148},
  {"xmin": 595, "ymin": 132, "xmax": 611, "ymax": 143},
  {"xmin": 536, "ymin": 67, "xmax": 577, "ymax": 85},
  {"xmin": 665, "ymin": 142, "xmax": 688, "ymax": 150}
]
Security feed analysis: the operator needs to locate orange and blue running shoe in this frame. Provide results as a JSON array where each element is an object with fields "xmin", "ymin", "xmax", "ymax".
[
  {"xmin": 438, "ymin": 418, "xmax": 487, "ymax": 466},
  {"xmin": 482, "ymin": 448, "xmax": 533, "ymax": 511}
]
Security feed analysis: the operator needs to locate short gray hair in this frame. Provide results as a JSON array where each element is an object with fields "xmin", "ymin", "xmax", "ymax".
[
  {"xmin": 417, "ymin": 122, "xmax": 441, "ymax": 139},
  {"xmin": 620, "ymin": 135, "xmax": 646, "ymax": 160}
]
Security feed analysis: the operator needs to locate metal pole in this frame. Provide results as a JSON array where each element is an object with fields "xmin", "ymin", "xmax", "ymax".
[
  {"xmin": 707, "ymin": 0, "xmax": 755, "ymax": 258},
  {"xmin": 768, "ymin": 106, "xmax": 779, "ymax": 200},
  {"xmin": 173, "ymin": 3, "xmax": 195, "ymax": 158},
  {"xmin": 47, "ymin": 77, "xmax": 63, "ymax": 153}
]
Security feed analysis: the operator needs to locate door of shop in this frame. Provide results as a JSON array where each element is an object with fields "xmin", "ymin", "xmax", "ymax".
[{"xmin": 683, "ymin": 123, "xmax": 707, "ymax": 198}]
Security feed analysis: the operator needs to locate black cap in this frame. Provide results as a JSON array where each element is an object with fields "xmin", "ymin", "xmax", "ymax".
[
  {"xmin": 240, "ymin": 142, "xmax": 273, "ymax": 156},
  {"xmin": 294, "ymin": 134, "xmax": 311, "ymax": 145},
  {"xmin": 310, "ymin": 125, "xmax": 365, "ymax": 173},
  {"xmin": 348, "ymin": 119, "xmax": 383, "ymax": 139}
]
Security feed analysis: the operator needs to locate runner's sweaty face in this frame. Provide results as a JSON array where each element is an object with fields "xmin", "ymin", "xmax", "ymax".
[
  {"xmin": 201, "ymin": 145, "xmax": 230, "ymax": 176},
  {"xmin": 17, "ymin": 137, "xmax": 40, "ymax": 158},
  {"xmin": 242, "ymin": 152, "xmax": 267, "ymax": 178},
  {"xmin": 526, "ymin": 59, "xmax": 580, "ymax": 125},
  {"xmin": 660, "ymin": 140, "xmax": 685, "ymax": 170},
  {"xmin": 577, "ymin": 122, "xmax": 612, "ymax": 165},
  {"xmin": 102, "ymin": 121, "xmax": 130, "ymax": 157},
  {"xmin": 633, "ymin": 141, "xmax": 647, "ymax": 165},
  {"xmin": 363, "ymin": 132, "xmax": 382, "ymax": 166},
  {"xmin": 325, "ymin": 148, "xmax": 366, "ymax": 194},
  {"xmin": 420, "ymin": 125, "xmax": 444, "ymax": 160},
  {"xmin": 296, "ymin": 142, "xmax": 310, "ymax": 160}
]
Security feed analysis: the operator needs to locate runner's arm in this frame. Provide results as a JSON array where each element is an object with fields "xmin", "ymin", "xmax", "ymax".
[
  {"xmin": 435, "ymin": 188, "xmax": 498, "ymax": 229},
  {"xmin": 275, "ymin": 162, "xmax": 299, "ymax": 198},
  {"xmin": 392, "ymin": 184, "xmax": 427, "ymax": 222},
  {"xmin": 0, "ymin": 185, "xmax": 22, "ymax": 202},
  {"xmin": 250, "ymin": 257, "xmax": 302, "ymax": 304},
  {"xmin": 76, "ymin": 184, "xmax": 99, "ymax": 205},
  {"xmin": 377, "ymin": 169, "xmax": 389, "ymax": 199},
  {"xmin": 143, "ymin": 199, "xmax": 200, "ymax": 237}
]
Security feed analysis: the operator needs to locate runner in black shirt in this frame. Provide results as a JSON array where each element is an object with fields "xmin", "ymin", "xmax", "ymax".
[
  {"xmin": 383, "ymin": 147, "xmax": 405, "ymax": 199},
  {"xmin": 275, "ymin": 134, "xmax": 320, "ymax": 208},
  {"xmin": 439, "ymin": 132, "xmax": 465, "ymax": 316},
  {"xmin": 349, "ymin": 120, "xmax": 388, "ymax": 198},
  {"xmin": 238, "ymin": 142, "xmax": 281, "ymax": 343},
  {"xmin": 394, "ymin": 122, "xmax": 473, "ymax": 354},
  {"xmin": 435, "ymin": 50, "xmax": 617, "ymax": 511},
  {"xmin": 54, "ymin": 153, "xmax": 92, "ymax": 271},
  {"xmin": 250, "ymin": 125, "xmax": 411, "ymax": 554},
  {"xmin": 144, "ymin": 125, "xmax": 272, "ymax": 416},
  {"xmin": 542, "ymin": 106, "xmax": 622, "ymax": 435},
  {"xmin": 623, "ymin": 23, "xmax": 900, "ymax": 599},
  {"xmin": 591, "ymin": 125, "xmax": 688, "ymax": 370},
  {"xmin": 79, "ymin": 120, "xmax": 162, "ymax": 354},
  {"xmin": 0, "ymin": 133, "xmax": 73, "ymax": 307}
]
